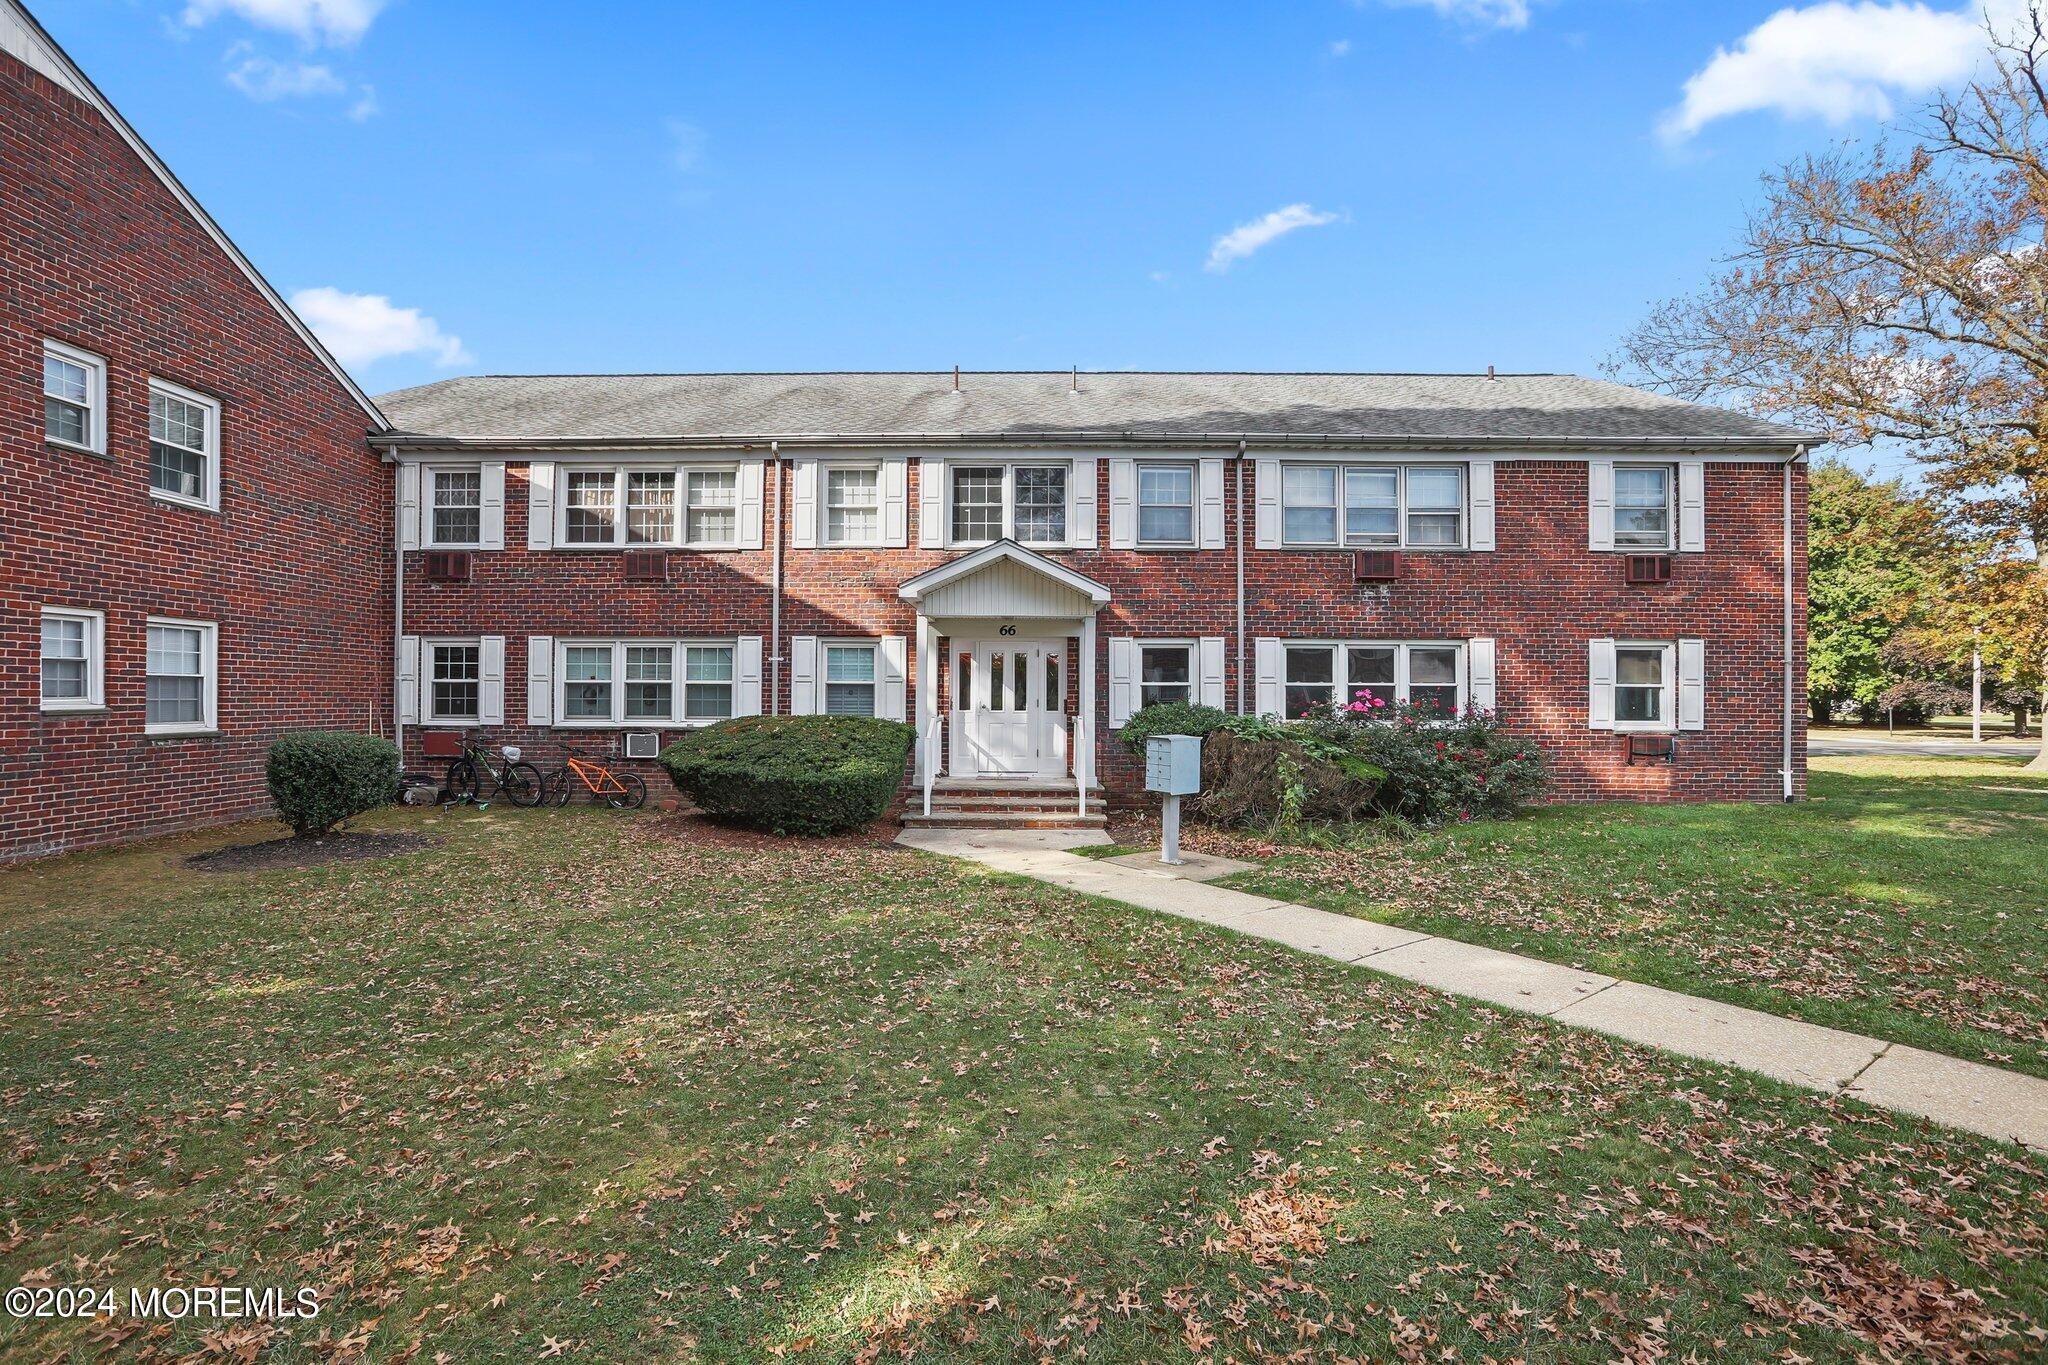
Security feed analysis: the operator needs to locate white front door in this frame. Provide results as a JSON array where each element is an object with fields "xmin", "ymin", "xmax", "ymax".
[{"xmin": 953, "ymin": 639, "xmax": 1064, "ymax": 778}]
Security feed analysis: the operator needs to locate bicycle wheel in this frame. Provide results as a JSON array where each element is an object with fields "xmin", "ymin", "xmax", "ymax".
[
  {"xmin": 445, "ymin": 758, "xmax": 481, "ymax": 803},
  {"xmin": 606, "ymin": 772, "xmax": 647, "ymax": 810},
  {"xmin": 501, "ymin": 762, "xmax": 546, "ymax": 807},
  {"xmin": 546, "ymin": 769, "xmax": 573, "ymax": 808}
]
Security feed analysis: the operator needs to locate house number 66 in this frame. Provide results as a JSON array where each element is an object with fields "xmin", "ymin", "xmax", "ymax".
[{"xmin": 998, "ymin": 624, "xmax": 1017, "ymax": 636}]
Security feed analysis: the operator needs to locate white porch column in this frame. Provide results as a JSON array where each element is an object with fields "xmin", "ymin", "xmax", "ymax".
[
  {"xmin": 916, "ymin": 613, "xmax": 937, "ymax": 781},
  {"xmin": 1078, "ymin": 614, "xmax": 1096, "ymax": 797}
]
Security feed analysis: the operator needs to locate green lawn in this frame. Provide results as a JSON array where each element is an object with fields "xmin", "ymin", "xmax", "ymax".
[
  {"xmin": 2, "ymin": 798, "xmax": 2045, "ymax": 1361},
  {"xmin": 1113, "ymin": 755, "xmax": 2048, "ymax": 1079}
]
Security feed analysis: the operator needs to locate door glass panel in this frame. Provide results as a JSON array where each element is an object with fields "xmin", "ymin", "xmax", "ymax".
[
  {"xmin": 955, "ymin": 652, "xmax": 973, "ymax": 710},
  {"xmin": 988, "ymin": 651, "xmax": 1005, "ymax": 710},
  {"xmin": 1009, "ymin": 652, "xmax": 1028, "ymax": 710},
  {"xmin": 1045, "ymin": 653, "xmax": 1061, "ymax": 710}
]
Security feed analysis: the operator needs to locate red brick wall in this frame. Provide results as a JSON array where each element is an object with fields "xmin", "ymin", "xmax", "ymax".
[
  {"xmin": 400, "ymin": 457, "xmax": 1807, "ymax": 806},
  {"xmin": 1, "ymin": 52, "xmax": 389, "ymax": 861}
]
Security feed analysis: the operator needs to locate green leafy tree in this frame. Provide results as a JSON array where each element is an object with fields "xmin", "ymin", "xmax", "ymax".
[{"xmin": 1806, "ymin": 460, "xmax": 1947, "ymax": 722}]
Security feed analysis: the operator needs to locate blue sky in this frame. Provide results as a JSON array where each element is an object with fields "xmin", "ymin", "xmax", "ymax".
[{"xmin": 35, "ymin": 0, "xmax": 2015, "ymax": 437}]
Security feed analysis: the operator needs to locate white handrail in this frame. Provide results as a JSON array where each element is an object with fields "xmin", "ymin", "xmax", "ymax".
[
  {"xmin": 922, "ymin": 717, "xmax": 940, "ymax": 817},
  {"xmin": 1074, "ymin": 713, "xmax": 1089, "ymax": 816}
]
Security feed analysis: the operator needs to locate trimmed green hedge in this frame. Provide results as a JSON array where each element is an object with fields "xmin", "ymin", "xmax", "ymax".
[
  {"xmin": 659, "ymin": 716, "xmax": 916, "ymax": 835},
  {"xmin": 1117, "ymin": 701, "xmax": 1231, "ymax": 758},
  {"xmin": 267, "ymin": 731, "xmax": 399, "ymax": 837}
]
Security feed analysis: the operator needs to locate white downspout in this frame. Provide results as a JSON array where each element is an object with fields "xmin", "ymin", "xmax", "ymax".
[
  {"xmin": 1234, "ymin": 438, "xmax": 1247, "ymax": 713},
  {"xmin": 389, "ymin": 445, "xmax": 405, "ymax": 755},
  {"xmin": 769, "ymin": 440, "xmax": 783, "ymax": 715},
  {"xmin": 1782, "ymin": 444, "xmax": 1803, "ymax": 801}
]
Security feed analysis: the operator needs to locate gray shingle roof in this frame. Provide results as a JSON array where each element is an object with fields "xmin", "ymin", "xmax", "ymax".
[{"xmin": 373, "ymin": 372, "xmax": 1808, "ymax": 448}]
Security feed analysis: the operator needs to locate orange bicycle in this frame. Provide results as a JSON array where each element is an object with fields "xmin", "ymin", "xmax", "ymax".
[{"xmin": 545, "ymin": 745, "xmax": 648, "ymax": 810}]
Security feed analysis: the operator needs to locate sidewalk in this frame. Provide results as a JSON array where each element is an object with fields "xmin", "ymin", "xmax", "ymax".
[{"xmin": 898, "ymin": 828, "xmax": 2048, "ymax": 1150}]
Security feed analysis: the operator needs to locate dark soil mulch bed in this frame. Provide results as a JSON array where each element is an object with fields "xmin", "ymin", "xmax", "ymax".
[{"xmin": 188, "ymin": 832, "xmax": 437, "ymax": 873}]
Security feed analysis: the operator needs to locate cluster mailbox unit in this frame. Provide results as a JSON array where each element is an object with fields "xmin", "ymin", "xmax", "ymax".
[{"xmin": 1144, "ymin": 734, "xmax": 1202, "ymax": 865}]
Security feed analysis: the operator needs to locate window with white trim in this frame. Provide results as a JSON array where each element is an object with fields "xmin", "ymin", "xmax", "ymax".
[
  {"xmin": 1137, "ymin": 463, "xmax": 1195, "ymax": 546},
  {"xmin": 950, "ymin": 463, "xmax": 1067, "ymax": 545},
  {"xmin": 428, "ymin": 641, "xmax": 481, "ymax": 722},
  {"xmin": 685, "ymin": 470, "xmax": 737, "ymax": 546},
  {"xmin": 557, "ymin": 641, "xmax": 733, "ymax": 724},
  {"xmin": 824, "ymin": 643, "xmax": 878, "ymax": 716},
  {"xmin": 1281, "ymin": 463, "xmax": 1465, "ymax": 548},
  {"xmin": 1613, "ymin": 465, "xmax": 1673, "ymax": 549},
  {"xmin": 1613, "ymin": 643, "xmax": 1673, "ymax": 729},
  {"xmin": 824, "ymin": 467, "xmax": 881, "ymax": 545},
  {"xmin": 556, "ymin": 467, "xmax": 734, "ymax": 547},
  {"xmin": 1139, "ymin": 643, "xmax": 1193, "ymax": 708},
  {"xmin": 40, "ymin": 608, "xmax": 104, "ymax": 711},
  {"xmin": 148, "ymin": 379, "xmax": 220, "ymax": 509},
  {"xmin": 43, "ymin": 340, "xmax": 106, "ymax": 453},
  {"xmin": 1283, "ymin": 642, "xmax": 1465, "ymax": 718},
  {"xmin": 429, "ymin": 469, "xmax": 483, "ymax": 547},
  {"xmin": 145, "ymin": 618, "xmax": 216, "ymax": 734}
]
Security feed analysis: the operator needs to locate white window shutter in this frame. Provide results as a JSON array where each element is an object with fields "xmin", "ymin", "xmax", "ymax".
[
  {"xmin": 790, "ymin": 635, "xmax": 819, "ymax": 715},
  {"xmin": 1468, "ymin": 637, "xmax": 1497, "ymax": 713},
  {"xmin": 736, "ymin": 635, "xmax": 764, "ymax": 715},
  {"xmin": 918, "ymin": 458, "xmax": 947, "ymax": 548},
  {"xmin": 736, "ymin": 461, "xmax": 765, "ymax": 550},
  {"xmin": 479, "ymin": 462, "xmax": 506, "ymax": 549},
  {"xmin": 398, "ymin": 634, "xmax": 420, "ymax": 723},
  {"xmin": 526, "ymin": 635, "xmax": 553, "ymax": 725},
  {"xmin": 1587, "ymin": 638, "xmax": 1616, "ymax": 730},
  {"xmin": 1068, "ymin": 456, "xmax": 1098, "ymax": 547},
  {"xmin": 790, "ymin": 459, "xmax": 818, "ymax": 549},
  {"xmin": 881, "ymin": 460, "xmax": 908, "ymax": 546},
  {"xmin": 1254, "ymin": 459, "xmax": 1281, "ymax": 549},
  {"xmin": 398, "ymin": 464, "xmax": 421, "ymax": 551},
  {"xmin": 1198, "ymin": 636, "xmax": 1226, "ymax": 708},
  {"xmin": 1677, "ymin": 637, "xmax": 1706, "ymax": 731},
  {"xmin": 527, "ymin": 462, "xmax": 556, "ymax": 550},
  {"xmin": 879, "ymin": 635, "xmax": 908, "ymax": 721},
  {"xmin": 1678, "ymin": 460, "xmax": 1705, "ymax": 552},
  {"xmin": 1587, "ymin": 459, "xmax": 1614, "ymax": 552},
  {"xmin": 1107, "ymin": 459, "xmax": 1137, "ymax": 548},
  {"xmin": 1199, "ymin": 458, "xmax": 1227, "ymax": 549},
  {"xmin": 1468, "ymin": 459, "xmax": 1496, "ymax": 552},
  {"xmin": 1106, "ymin": 637, "xmax": 1136, "ymax": 727},
  {"xmin": 478, "ymin": 635, "xmax": 505, "ymax": 725},
  {"xmin": 1254, "ymin": 638, "xmax": 1283, "ymax": 717}
]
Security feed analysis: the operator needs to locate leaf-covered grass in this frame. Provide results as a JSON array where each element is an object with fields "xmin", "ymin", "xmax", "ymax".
[
  {"xmin": 1167, "ymin": 755, "xmax": 2048, "ymax": 1078},
  {"xmin": 1, "ymin": 799, "xmax": 2044, "ymax": 1361}
]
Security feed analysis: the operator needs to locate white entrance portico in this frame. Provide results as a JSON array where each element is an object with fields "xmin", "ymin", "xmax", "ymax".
[{"xmin": 897, "ymin": 541, "xmax": 1110, "ymax": 809}]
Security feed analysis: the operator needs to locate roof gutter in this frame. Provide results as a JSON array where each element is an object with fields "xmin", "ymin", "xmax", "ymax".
[{"xmin": 371, "ymin": 431, "xmax": 1815, "ymax": 455}]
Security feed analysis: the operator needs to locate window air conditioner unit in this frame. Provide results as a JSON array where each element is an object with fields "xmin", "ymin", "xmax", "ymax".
[
  {"xmin": 1624, "ymin": 554, "xmax": 1672, "ymax": 585},
  {"xmin": 423, "ymin": 550, "xmax": 472, "ymax": 582},
  {"xmin": 1353, "ymin": 549, "xmax": 1402, "ymax": 582},
  {"xmin": 624, "ymin": 731, "xmax": 662, "ymax": 760},
  {"xmin": 622, "ymin": 550, "xmax": 668, "ymax": 583}
]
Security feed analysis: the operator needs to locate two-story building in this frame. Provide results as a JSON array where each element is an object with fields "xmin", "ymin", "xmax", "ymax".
[{"xmin": 375, "ymin": 371, "xmax": 1810, "ymax": 825}]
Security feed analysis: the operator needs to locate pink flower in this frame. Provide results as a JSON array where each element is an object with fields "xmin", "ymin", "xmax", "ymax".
[{"xmin": 1348, "ymin": 701, "xmax": 1367, "ymax": 712}]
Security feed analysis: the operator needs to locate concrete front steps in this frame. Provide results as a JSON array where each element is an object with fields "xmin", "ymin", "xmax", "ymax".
[{"xmin": 899, "ymin": 779, "xmax": 1108, "ymax": 831}]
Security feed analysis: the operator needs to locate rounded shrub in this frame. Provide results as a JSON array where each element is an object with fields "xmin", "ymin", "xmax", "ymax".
[
  {"xmin": 1117, "ymin": 701, "xmax": 1230, "ymax": 758},
  {"xmin": 267, "ymin": 731, "xmax": 399, "ymax": 837},
  {"xmin": 659, "ymin": 715, "xmax": 916, "ymax": 835},
  {"xmin": 1190, "ymin": 721, "xmax": 1384, "ymax": 829}
]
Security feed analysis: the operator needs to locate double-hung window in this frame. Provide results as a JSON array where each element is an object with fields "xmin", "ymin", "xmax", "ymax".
[
  {"xmin": 559, "ymin": 640, "xmax": 732, "ymax": 724},
  {"xmin": 428, "ymin": 642, "xmax": 481, "ymax": 722},
  {"xmin": 950, "ymin": 464, "xmax": 1068, "ymax": 545},
  {"xmin": 1139, "ymin": 644, "xmax": 1193, "ymax": 708},
  {"xmin": 1281, "ymin": 464, "xmax": 1465, "ymax": 548},
  {"xmin": 1613, "ymin": 644, "xmax": 1672, "ymax": 728},
  {"xmin": 686, "ymin": 470, "xmax": 738, "ymax": 546},
  {"xmin": 1137, "ymin": 464, "xmax": 1195, "ymax": 545},
  {"xmin": 44, "ymin": 341, "xmax": 107, "ymax": 453},
  {"xmin": 430, "ymin": 469, "xmax": 482, "ymax": 546},
  {"xmin": 148, "ymin": 379, "xmax": 220, "ymax": 509},
  {"xmin": 558, "ymin": 468, "xmax": 713, "ymax": 547},
  {"xmin": 627, "ymin": 472, "xmax": 678, "ymax": 544},
  {"xmin": 1613, "ymin": 465, "xmax": 1673, "ymax": 549},
  {"xmin": 683, "ymin": 645, "xmax": 735, "ymax": 720},
  {"xmin": 1283, "ymin": 642, "xmax": 1465, "ymax": 718},
  {"xmin": 825, "ymin": 467, "xmax": 880, "ymax": 544},
  {"xmin": 824, "ymin": 643, "xmax": 878, "ymax": 716},
  {"xmin": 40, "ymin": 608, "xmax": 104, "ymax": 712},
  {"xmin": 145, "ymin": 618, "xmax": 216, "ymax": 735},
  {"xmin": 563, "ymin": 470, "xmax": 620, "ymax": 545},
  {"xmin": 625, "ymin": 645, "xmax": 674, "ymax": 719}
]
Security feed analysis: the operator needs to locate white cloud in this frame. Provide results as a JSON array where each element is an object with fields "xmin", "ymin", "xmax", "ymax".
[
  {"xmin": 1382, "ymin": 0, "xmax": 1533, "ymax": 31},
  {"xmin": 1329, "ymin": 38, "xmax": 1354, "ymax": 57},
  {"xmin": 289, "ymin": 287, "xmax": 470, "ymax": 369},
  {"xmin": 225, "ymin": 53, "xmax": 345, "ymax": 100},
  {"xmin": 1661, "ymin": 1, "xmax": 2012, "ymax": 141},
  {"xmin": 1204, "ymin": 203, "xmax": 1339, "ymax": 273},
  {"xmin": 183, "ymin": 0, "xmax": 387, "ymax": 46},
  {"xmin": 665, "ymin": 118, "xmax": 707, "ymax": 172},
  {"xmin": 347, "ymin": 84, "xmax": 379, "ymax": 121}
]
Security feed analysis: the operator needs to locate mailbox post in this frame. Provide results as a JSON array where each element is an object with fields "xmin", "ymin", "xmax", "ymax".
[{"xmin": 1144, "ymin": 734, "xmax": 1202, "ymax": 866}]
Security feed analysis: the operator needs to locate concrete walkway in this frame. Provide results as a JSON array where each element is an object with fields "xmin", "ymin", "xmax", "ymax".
[{"xmin": 898, "ymin": 828, "xmax": 2048, "ymax": 1150}]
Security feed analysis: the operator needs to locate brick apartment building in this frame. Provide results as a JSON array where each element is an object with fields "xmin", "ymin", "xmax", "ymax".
[{"xmin": 7, "ymin": 0, "xmax": 1809, "ymax": 858}]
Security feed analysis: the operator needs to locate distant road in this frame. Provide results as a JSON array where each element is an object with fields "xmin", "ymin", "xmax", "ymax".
[{"xmin": 1809, "ymin": 733, "xmax": 2041, "ymax": 759}]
